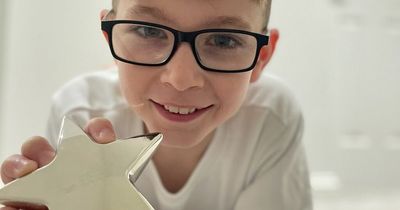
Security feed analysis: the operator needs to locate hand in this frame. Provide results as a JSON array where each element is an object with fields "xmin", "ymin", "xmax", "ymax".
[{"xmin": 0, "ymin": 118, "xmax": 117, "ymax": 210}]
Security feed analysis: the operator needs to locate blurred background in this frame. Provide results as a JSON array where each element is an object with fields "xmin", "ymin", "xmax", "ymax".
[{"xmin": 0, "ymin": 0, "xmax": 399, "ymax": 209}]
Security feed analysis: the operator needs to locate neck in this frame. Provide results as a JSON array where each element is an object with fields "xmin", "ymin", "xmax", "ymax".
[{"xmin": 151, "ymin": 131, "xmax": 215, "ymax": 193}]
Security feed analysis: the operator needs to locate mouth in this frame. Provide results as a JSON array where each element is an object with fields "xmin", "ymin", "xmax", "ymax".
[{"xmin": 150, "ymin": 100, "xmax": 213, "ymax": 123}]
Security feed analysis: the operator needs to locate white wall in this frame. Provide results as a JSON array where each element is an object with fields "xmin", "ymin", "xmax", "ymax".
[
  {"xmin": 268, "ymin": 0, "xmax": 400, "ymax": 209},
  {"xmin": 0, "ymin": 0, "xmax": 7, "ymax": 140},
  {"xmin": 329, "ymin": 0, "xmax": 400, "ymax": 190},
  {"xmin": 268, "ymin": 0, "xmax": 400, "ymax": 208}
]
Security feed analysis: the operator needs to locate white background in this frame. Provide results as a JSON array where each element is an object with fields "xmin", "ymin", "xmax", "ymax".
[{"xmin": 0, "ymin": 0, "xmax": 399, "ymax": 209}]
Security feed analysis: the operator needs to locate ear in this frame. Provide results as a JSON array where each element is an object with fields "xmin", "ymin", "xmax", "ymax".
[
  {"xmin": 250, "ymin": 28, "xmax": 280, "ymax": 83},
  {"xmin": 100, "ymin": 9, "xmax": 110, "ymax": 20},
  {"xmin": 100, "ymin": 9, "xmax": 111, "ymax": 43}
]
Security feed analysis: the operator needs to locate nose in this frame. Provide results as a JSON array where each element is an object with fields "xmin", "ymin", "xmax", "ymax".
[{"xmin": 160, "ymin": 43, "xmax": 205, "ymax": 91}]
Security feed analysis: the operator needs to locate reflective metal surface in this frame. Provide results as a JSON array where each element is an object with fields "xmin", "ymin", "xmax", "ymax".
[{"xmin": 0, "ymin": 117, "xmax": 163, "ymax": 209}]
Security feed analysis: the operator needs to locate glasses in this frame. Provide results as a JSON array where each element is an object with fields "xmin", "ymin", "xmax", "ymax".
[{"xmin": 101, "ymin": 20, "xmax": 269, "ymax": 73}]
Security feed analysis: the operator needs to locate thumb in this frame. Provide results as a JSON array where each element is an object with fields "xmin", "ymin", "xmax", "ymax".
[{"xmin": 84, "ymin": 118, "xmax": 116, "ymax": 144}]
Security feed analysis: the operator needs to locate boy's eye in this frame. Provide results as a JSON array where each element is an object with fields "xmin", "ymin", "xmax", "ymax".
[
  {"xmin": 131, "ymin": 26, "xmax": 168, "ymax": 39},
  {"xmin": 205, "ymin": 34, "xmax": 243, "ymax": 49}
]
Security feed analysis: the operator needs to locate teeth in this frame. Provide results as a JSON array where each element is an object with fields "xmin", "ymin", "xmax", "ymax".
[
  {"xmin": 163, "ymin": 105, "xmax": 197, "ymax": 115},
  {"xmin": 179, "ymin": 108, "xmax": 190, "ymax": 114},
  {"xmin": 167, "ymin": 105, "xmax": 179, "ymax": 114}
]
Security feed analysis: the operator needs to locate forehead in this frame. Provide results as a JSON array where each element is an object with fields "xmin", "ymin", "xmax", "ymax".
[{"xmin": 116, "ymin": 0, "xmax": 265, "ymax": 31}]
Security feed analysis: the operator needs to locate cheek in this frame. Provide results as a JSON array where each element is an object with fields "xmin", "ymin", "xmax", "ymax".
[
  {"xmin": 223, "ymin": 83, "xmax": 249, "ymax": 108},
  {"xmin": 117, "ymin": 64, "xmax": 151, "ymax": 105},
  {"xmin": 214, "ymin": 74, "xmax": 251, "ymax": 116}
]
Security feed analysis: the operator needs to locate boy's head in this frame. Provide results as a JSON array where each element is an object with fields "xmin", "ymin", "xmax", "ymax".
[
  {"xmin": 101, "ymin": 0, "xmax": 279, "ymax": 149},
  {"xmin": 110, "ymin": 0, "xmax": 272, "ymax": 31}
]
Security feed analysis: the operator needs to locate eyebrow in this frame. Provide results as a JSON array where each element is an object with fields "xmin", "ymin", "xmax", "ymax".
[
  {"xmin": 202, "ymin": 16, "xmax": 251, "ymax": 30},
  {"xmin": 128, "ymin": 5, "xmax": 176, "ymax": 24},
  {"xmin": 127, "ymin": 5, "xmax": 251, "ymax": 30}
]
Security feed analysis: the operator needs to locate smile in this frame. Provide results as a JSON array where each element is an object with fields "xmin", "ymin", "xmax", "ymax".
[
  {"xmin": 163, "ymin": 105, "xmax": 197, "ymax": 115},
  {"xmin": 151, "ymin": 100, "xmax": 213, "ymax": 122}
]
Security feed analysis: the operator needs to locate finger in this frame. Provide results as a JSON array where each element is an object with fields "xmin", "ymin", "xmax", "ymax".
[
  {"xmin": 84, "ymin": 118, "xmax": 116, "ymax": 144},
  {"xmin": 0, "ymin": 207, "xmax": 17, "ymax": 210},
  {"xmin": 21, "ymin": 136, "xmax": 55, "ymax": 168},
  {"xmin": 1, "ymin": 202, "xmax": 48, "ymax": 210},
  {"xmin": 1, "ymin": 154, "xmax": 38, "ymax": 184}
]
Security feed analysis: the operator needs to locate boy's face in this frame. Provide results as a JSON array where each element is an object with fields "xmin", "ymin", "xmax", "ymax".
[{"xmin": 107, "ymin": 0, "xmax": 275, "ymax": 148}]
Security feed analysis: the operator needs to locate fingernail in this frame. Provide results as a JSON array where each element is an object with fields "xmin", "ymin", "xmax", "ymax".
[
  {"xmin": 98, "ymin": 127, "xmax": 115, "ymax": 141},
  {"xmin": 13, "ymin": 158, "xmax": 34, "ymax": 176}
]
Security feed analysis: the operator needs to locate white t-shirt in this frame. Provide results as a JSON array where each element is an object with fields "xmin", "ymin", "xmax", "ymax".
[{"xmin": 45, "ymin": 68, "xmax": 313, "ymax": 210}]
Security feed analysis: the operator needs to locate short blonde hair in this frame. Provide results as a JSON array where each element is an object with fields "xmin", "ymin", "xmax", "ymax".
[{"xmin": 111, "ymin": 0, "xmax": 271, "ymax": 29}]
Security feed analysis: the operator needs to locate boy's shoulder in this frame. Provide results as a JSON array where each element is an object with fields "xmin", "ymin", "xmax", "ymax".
[
  {"xmin": 51, "ymin": 67, "xmax": 123, "ymax": 114},
  {"xmin": 243, "ymin": 73, "xmax": 302, "ymax": 126}
]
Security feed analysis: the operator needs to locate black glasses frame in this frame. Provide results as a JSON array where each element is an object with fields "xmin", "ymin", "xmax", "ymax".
[{"xmin": 101, "ymin": 20, "xmax": 270, "ymax": 73}]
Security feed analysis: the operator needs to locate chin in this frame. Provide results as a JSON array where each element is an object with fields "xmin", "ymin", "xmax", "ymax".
[
  {"xmin": 157, "ymin": 132, "xmax": 204, "ymax": 149},
  {"xmin": 141, "ymin": 114, "xmax": 214, "ymax": 149},
  {"xmin": 160, "ymin": 141, "xmax": 196, "ymax": 149}
]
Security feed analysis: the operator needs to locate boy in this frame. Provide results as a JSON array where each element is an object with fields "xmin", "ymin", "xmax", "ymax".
[{"xmin": 1, "ymin": 0, "xmax": 312, "ymax": 209}]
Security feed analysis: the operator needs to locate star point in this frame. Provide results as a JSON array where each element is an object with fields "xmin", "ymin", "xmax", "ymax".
[{"xmin": 0, "ymin": 117, "xmax": 162, "ymax": 210}]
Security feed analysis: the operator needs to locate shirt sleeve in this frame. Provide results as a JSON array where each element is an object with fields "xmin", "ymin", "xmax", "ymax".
[
  {"xmin": 234, "ymin": 112, "xmax": 313, "ymax": 210},
  {"xmin": 44, "ymin": 84, "xmax": 91, "ymax": 148}
]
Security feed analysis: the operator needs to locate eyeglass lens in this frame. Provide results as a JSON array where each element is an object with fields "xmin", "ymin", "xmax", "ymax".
[{"xmin": 112, "ymin": 23, "xmax": 258, "ymax": 71}]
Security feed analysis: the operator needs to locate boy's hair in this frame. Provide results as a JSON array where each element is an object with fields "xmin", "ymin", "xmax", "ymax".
[{"xmin": 110, "ymin": 0, "xmax": 272, "ymax": 31}]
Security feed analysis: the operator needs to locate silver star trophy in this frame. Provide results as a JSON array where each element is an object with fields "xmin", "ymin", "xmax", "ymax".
[{"xmin": 0, "ymin": 117, "xmax": 163, "ymax": 210}]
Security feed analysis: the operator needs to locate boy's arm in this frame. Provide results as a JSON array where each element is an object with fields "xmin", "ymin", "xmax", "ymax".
[{"xmin": 234, "ymin": 113, "xmax": 313, "ymax": 210}]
